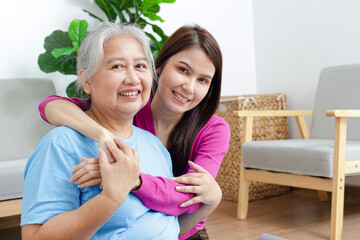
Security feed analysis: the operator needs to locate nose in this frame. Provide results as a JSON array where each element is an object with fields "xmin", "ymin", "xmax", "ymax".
[
  {"xmin": 124, "ymin": 67, "xmax": 140, "ymax": 85},
  {"xmin": 182, "ymin": 78, "xmax": 195, "ymax": 94}
]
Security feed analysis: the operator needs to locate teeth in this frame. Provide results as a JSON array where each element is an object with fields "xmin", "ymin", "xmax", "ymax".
[
  {"xmin": 173, "ymin": 91, "xmax": 189, "ymax": 102},
  {"xmin": 120, "ymin": 91, "xmax": 139, "ymax": 96}
]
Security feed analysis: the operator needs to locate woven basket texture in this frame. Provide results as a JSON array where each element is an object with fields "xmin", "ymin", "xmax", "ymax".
[{"xmin": 215, "ymin": 93, "xmax": 291, "ymax": 202}]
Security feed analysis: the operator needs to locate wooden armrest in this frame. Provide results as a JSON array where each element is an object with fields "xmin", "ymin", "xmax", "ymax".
[
  {"xmin": 233, "ymin": 110, "xmax": 313, "ymax": 117},
  {"xmin": 0, "ymin": 199, "xmax": 22, "ymax": 218},
  {"xmin": 326, "ymin": 110, "xmax": 360, "ymax": 117}
]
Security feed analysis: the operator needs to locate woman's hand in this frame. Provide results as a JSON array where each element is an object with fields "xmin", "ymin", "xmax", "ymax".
[
  {"xmin": 171, "ymin": 161, "xmax": 222, "ymax": 208},
  {"xmin": 70, "ymin": 138, "xmax": 142, "ymax": 190},
  {"xmin": 70, "ymin": 157, "xmax": 101, "ymax": 188},
  {"xmin": 98, "ymin": 138, "xmax": 141, "ymax": 205}
]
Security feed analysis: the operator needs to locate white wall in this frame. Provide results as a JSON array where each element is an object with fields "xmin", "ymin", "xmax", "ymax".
[
  {"xmin": 0, "ymin": 0, "xmax": 256, "ymax": 96},
  {"xmin": 253, "ymin": 0, "xmax": 360, "ymax": 138},
  {"xmin": 252, "ymin": 0, "xmax": 360, "ymax": 185}
]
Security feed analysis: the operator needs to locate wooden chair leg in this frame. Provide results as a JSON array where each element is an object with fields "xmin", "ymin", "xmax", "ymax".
[
  {"xmin": 330, "ymin": 179, "xmax": 345, "ymax": 240},
  {"xmin": 317, "ymin": 190, "xmax": 329, "ymax": 201},
  {"xmin": 237, "ymin": 166, "xmax": 249, "ymax": 220},
  {"xmin": 331, "ymin": 117, "xmax": 347, "ymax": 240}
]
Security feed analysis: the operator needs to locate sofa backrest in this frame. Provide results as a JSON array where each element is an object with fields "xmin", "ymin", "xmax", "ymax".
[
  {"xmin": 310, "ymin": 65, "xmax": 360, "ymax": 140},
  {"xmin": 0, "ymin": 78, "xmax": 55, "ymax": 161}
]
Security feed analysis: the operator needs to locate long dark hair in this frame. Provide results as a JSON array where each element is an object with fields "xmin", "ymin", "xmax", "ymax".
[{"xmin": 154, "ymin": 25, "xmax": 223, "ymax": 176}]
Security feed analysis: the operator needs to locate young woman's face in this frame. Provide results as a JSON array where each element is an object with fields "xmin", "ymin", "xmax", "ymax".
[
  {"xmin": 83, "ymin": 35, "xmax": 152, "ymax": 117},
  {"xmin": 156, "ymin": 47, "xmax": 215, "ymax": 114}
]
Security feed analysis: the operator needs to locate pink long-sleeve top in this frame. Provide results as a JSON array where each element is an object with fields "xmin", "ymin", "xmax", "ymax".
[{"xmin": 39, "ymin": 95, "xmax": 231, "ymax": 239}]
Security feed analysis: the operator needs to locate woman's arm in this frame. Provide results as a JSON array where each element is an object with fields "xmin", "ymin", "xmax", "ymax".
[
  {"xmin": 133, "ymin": 116, "xmax": 230, "ymax": 215},
  {"xmin": 41, "ymin": 97, "xmax": 109, "ymax": 141},
  {"xmin": 40, "ymin": 96, "xmax": 117, "ymax": 162},
  {"xmin": 71, "ymin": 116, "xmax": 230, "ymax": 216},
  {"xmin": 22, "ymin": 140, "xmax": 140, "ymax": 240}
]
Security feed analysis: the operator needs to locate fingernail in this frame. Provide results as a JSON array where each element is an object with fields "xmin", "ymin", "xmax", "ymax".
[
  {"xmin": 180, "ymin": 203, "xmax": 185, "ymax": 207},
  {"xmin": 175, "ymin": 186, "xmax": 181, "ymax": 190}
]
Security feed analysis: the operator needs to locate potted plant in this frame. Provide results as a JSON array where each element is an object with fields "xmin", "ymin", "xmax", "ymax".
[{"xmin": 38, "ymin": 0, "xmax": 176, "ymax": 97}]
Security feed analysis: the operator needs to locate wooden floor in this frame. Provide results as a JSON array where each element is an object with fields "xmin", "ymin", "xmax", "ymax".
[
  {"xmin": 1, "ymin": 191, "xmax": 360, "ymax": 239},
  {"xmin": 206, "ymin": 192, "xmax": 360, "ymax": 240}
]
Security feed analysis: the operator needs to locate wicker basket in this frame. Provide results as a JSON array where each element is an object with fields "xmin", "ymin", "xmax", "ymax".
[{"xmin": 215, "ymin": 93, "xmax": 291, "ymax": 202}]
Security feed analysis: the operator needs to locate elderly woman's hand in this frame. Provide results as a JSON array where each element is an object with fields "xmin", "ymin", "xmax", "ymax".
[
  {"xmin": 70, "ymin": 138, "xmax": 142, "ymax": 190},
  {"xmin": 69, "ymin": 131, "xmax": 117, "ymax": 188},
  {"xmin": 171, "ymin": 161, "xmax": 222, "ymax": 208},
  {"xmin": 99, "ymin": 138, "xmax": 141, "ymax": 204}
]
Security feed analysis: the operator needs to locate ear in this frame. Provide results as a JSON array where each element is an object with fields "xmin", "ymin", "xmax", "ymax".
[{"xmin": 79, "ymin": 69, "xmax": 92, "ymax": 95}]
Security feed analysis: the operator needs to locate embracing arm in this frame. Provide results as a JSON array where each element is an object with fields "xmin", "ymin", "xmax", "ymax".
[
  {"xmin": 133, "ymin": 116, "xmax": 231, "ymax": 215},
  {"xmin": 39, "ymin": 96, "xmax": 116, "ymax": 159}
]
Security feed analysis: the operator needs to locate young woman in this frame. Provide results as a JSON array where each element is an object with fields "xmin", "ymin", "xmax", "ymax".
[{"xmin": 39, "ymin": 24, "xmax": 230, "ymax": 240}]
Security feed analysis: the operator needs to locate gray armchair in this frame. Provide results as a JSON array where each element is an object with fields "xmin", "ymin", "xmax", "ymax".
[
  {"xmin": 0, "ymin": 78, "xmax": 55, "ymax": 219},
  {"xmin": 235, "ymin": 65, "xmax": 360, "ymax": 240}
]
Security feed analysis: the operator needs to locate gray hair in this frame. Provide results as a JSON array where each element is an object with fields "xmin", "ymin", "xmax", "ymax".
[{"xmin": 76, "ymin": 22, "xmax": 155, "ymax": 96}]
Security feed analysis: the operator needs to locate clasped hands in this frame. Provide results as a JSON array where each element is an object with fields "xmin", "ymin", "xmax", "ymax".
[{"xmin": 69, "ymin": 134, "xmax": 221, "ymax": 208}]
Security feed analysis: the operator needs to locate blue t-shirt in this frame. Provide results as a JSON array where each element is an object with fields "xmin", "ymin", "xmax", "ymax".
[{"xmin": 21, "ymin": 126, "xmax": 179, "ymax": 239}]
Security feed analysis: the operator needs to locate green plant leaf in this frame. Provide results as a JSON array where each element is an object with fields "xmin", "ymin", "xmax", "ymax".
[
  {"xmin": 82, "ymin": 9, "xmax": 104, "ymax": 22},
  {"xmin": 51, "ymin": 47, "xmax": 75, "ymax": 58},
  {"xmin": 66, "ymin": 81, "xmax": 78, "ymax": 98},
  {"xmin": 124, "ymin": 9, "xmax": 136, "ymax": 23},
  {"xmin": 66, "ymin": 80, "xmax": 87, "ymax": 98},
  {"xmin": 151, "ymin": 24, "xmax": 168, "ymax": 42},
  {"xmin": 94, "ymin": 0, "xmax": 117, "ymax": 22},
  {"xmin": 69, "ymin": 19, "xmax": 88, "ymax": 49},
  {"xmin": 147, "ymin": 4, "xmax": 160, "ymax": 13},
  {"xmin": 141, "ymin": 0, "xmax": 176, "ymax": 12},
  {"xmin": 111, "ymin": 0, "xmax": 133, "ymax": 10},
  {"xmin": 146, "ymin": 32, "xmax": 161, "ymax": 49},
  {"xmin": 110, "ymin": 3, "xmax": 125, "ymax": 23},
  {"xmin": 44, "ymin": 30, "xmax": 73, "ymax": 51},
  {"xmin": 143, "ymin": 11, "xmax": 164, "ymax": 22},
  {"xmin": 38, "ymin": 51, "xmax": 77, "ymax": 75}
]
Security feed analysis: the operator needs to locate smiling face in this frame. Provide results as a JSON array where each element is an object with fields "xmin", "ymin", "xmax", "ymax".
[
  {"xmin": 82, "ymin": 35, "xmax": 152, "ymax": 119},
  {"xmin": 155, "ymin": 47, "xmax": 216, "ymax": 115}
]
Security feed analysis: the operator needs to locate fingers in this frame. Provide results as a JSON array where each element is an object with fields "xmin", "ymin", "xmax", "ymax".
[
  {"xmin": 188, "ymin": 161, "xmax": 207, "ymax": 173},
  {"xmin": 179, "ymin": 196, "xmax": 202, "ymax": 207},
  {"xmin": 98, "ymin": 148, "xmax": 110, "ymax": 168},
  {"xmin": 175, "ymin": 185, "xmax": 201, "ymax": 194},
  {"xmin": 171, "ymin": 173, "xmax": 204, "ymax": 186},
  {"xmin": 105, "ymin": 140, "xmax": 126, "ymax": 163},
  {"xmin": 114, "ymin": 138, "xmax": 132, "ymax": 156},
  {"xmin": 70, "ymin": 157, "xmax": 99, "ymax": 183},
  {"xmin": 71, "ymin": 157, "xmax": 98, "ymax": 174},
  {"xmin": 78, "ymin": 178, "xmax": 102, "ymax": 188}
]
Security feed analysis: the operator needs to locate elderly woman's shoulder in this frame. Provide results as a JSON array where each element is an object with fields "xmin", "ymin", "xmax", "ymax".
[{"xmin": 38, "ymin": 126, "xmax": 95, "ymax": 148}]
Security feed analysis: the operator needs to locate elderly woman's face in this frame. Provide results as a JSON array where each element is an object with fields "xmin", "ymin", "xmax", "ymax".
[{"xmin": 84, "ymin": 35, "xmax": 152, "ymax": 117}]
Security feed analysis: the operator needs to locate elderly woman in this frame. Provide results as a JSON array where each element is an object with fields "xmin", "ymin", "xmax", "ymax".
[{"xmin": 20, "ymin": 23, "xmax": 179, "ymax": 239}]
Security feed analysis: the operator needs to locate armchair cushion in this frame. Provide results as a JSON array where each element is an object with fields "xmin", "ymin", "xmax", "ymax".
[
  {"xmin": 242, "ymin": 139, "xmax": 360, "ymax": 178},
  {"xmin": 0, "ymin": 159, "xmax": 27, "ymax": 201}
]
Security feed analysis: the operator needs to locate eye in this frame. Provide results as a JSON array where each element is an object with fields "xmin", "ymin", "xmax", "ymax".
[
  {"xmin": 112, "ymin": 64, "xmax": 124, "ymax": 69},
  {"xmin": 179, "ymin": 67, "xmax": 188, "ymax": 74},
  {"xmin": 199, "ymin": 77, "xmax": 210, "ymax": 84},
  {"xmin": 136, "ymin": 63, "xmax": 148, "ymax": 69}
]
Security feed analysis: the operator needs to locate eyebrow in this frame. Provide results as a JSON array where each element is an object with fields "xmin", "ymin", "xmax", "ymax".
[
  {"xmin": 179, "ymin": 61, "xmax": 213, "ymax": 79},
  {"xmin": 107, "ymin": 57, "xmax": 148, "ymax": 64}
]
